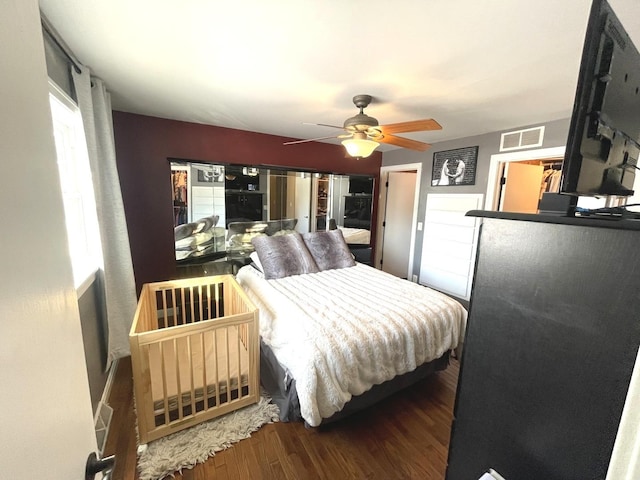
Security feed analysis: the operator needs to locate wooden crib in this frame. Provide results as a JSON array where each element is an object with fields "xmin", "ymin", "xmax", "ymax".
[{"xmin": 129, "ymin": 275, "xmax": 259, "ymax": 444}]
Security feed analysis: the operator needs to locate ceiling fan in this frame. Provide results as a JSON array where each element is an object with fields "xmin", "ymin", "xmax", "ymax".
[{"xmin": 284, "ymin": 94, "xmax": 442, "ymax": 158}]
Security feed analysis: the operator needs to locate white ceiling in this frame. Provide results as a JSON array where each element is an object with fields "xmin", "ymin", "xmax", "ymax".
[{"xmin": 39, "ymin": 0, "xmax": 640, "ymax": 151}]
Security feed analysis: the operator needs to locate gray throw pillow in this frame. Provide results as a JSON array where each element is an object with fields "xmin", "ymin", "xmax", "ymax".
[
  {"xmin": 174, "ymin": 222, "xmax": 196, "ymax": 241},
  {"xmin": 302, "ymin": 229, "xmax": 356, "ymax": 271},
  {"xmin": 252, "ymin": 232, "xmax": 319, "ymax": 279}
]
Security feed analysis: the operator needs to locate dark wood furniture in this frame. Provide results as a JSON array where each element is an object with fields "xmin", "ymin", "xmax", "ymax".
[{"xmin": 446, "ymin": 212, "xmax": 640, "ymax": 480}]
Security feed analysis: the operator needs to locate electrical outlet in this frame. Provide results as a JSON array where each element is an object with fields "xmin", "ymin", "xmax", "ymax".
[
  {"xmin": 412, "ymin": 274, "xmax": 418, "ymax": 283},
  {"xmin": 417, "ymin": 222, "xmax": 423, "ymax": 231}
]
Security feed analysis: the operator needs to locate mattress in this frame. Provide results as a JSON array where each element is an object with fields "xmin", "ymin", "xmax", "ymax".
[{"xmin": 236, "ymin": 263, "xmax": 467, "ymax": 426}]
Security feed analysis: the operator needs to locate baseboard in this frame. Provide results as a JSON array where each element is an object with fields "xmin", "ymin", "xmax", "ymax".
[
  {"xmin": 94, "ymin": 401, "xmax": 113, "ymax": 455},
  {"xmin": 94, "ymin": 358, "xmax": 119, "ymax": 454}
]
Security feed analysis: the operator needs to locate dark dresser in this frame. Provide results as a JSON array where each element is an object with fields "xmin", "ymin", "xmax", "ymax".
[{"xmin": 446, "ymin": 211, "xmax": 640, "ymax": 480}]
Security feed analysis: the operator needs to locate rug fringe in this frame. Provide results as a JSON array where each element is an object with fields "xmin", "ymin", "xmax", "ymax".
[{"xmin": 137, "ymin": 395, "xmax": 279, "ymax": 480}]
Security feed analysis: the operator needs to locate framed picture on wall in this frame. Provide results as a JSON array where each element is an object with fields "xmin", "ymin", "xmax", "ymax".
[{"xmin": 431, "ymin": 146, "xmax": 478, "ymax": 186}]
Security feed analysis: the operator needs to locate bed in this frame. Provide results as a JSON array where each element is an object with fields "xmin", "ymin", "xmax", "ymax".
[
  {"xmin": 129, "ymin": 275, "xmax": 260, "ymax": 444},
  {"xmin": 338, "ymin": 226, "xmax": 371, "ymax": 245},
  {"xmin": 174, "ymin": 214, "xmax": 225, "ymax": 260},
  {"xmin": 235, "ymin": 229, "xmax": 467, "ymax": 427}
]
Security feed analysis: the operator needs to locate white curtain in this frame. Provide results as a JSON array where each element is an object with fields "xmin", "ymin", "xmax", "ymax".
[{"xmin": 72, "ymin": 66, "xmax": 137, "ymax": 367}]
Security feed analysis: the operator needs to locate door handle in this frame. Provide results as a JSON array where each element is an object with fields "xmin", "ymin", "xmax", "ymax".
[{"xmin": 85, "ymin": 452, "xmax": 115, "ymax": 480}]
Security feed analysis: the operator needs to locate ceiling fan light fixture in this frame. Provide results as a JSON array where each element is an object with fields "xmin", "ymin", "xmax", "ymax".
[
  {"xmin": 284, "ymin": 94, "xmax": 438, "ymax": 153},
  {"xmin": 342, "ymin": 135, "xmax": 379, "ymax": 158}
]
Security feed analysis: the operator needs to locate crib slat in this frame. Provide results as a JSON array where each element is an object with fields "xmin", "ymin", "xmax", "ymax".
[
  {"xmin": 187, "ymin": 335, "xmax": 195, "ymax": 417},
  {"xmin": 159, "ymin": 341, "xmax": 169, "ymax": 426},
  {"xmin": 250, "ymin": 312, "xmax": 259, "ymax": 397},
  {"xmin": 198, "ymin": 285, "xmax": 203, "ymax": 322},
  {"xmin": 237, "ymin": 324, "xmax": 242, "ymax": 399},
  {"xmin": 161, "ymin": 289, "xmax": 169, "ymax": 328},
  {"xmin": 174, "ymin": 338, "xmax": 183, "ymax": 420},
  {"xmin": 214, "ymin": 329, "xmax": 220, "ymax": 408},
  {"xmin": 200, "ymin": 330, "xmax": 207, "ymax": 410},
  {"xmin": 180, "ymin": 286, "xmax": 187, "ymax": 324},
  {"xmin": 220, "ymin": 282, "xmax": 225, "ymax": 317},
  {"xmin": 225, "ymin": 327, "xmax": 230, "ymax": 404},
  {"xmin": 189, "ymin": 286, "xmax": 195, "ymax": 324},
  {"xmin": 130, "ymin": 337, "xmax": 151, "ymax": 441},
  {"xmin": 214, "ymin": 281, "xmax": 221, "ymax": 318},
  {"xmin": 171, "ymin": 288, "xmax": 182, "ymax": 325},
  {"xmin": 207, "ymin": 283, "xmax": 212, "ymax": 321}
]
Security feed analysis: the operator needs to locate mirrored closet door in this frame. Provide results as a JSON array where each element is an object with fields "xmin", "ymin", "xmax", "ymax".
[{"xmin": 170, "ymin": 160, "xmax": 374, "ymax": 263}]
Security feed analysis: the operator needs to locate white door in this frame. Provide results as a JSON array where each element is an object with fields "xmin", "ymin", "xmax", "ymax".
[
  {"xmin": 1, "ymin": 3, "xmax": 99, "ymax": 478},
  {"xmin": 380, "ymin": 171, "xmax": 417, "ymax": 278},
  {"xmin": 294, "ymin": 174, "xmax": 311, "ymax": 233},
  {"xmin": 420, "ymin": 194, "xmax": 484, "ymax": 301},
  {"xmin": 499, "ymin": 162, "xmax": 544, "ymax": 213}
]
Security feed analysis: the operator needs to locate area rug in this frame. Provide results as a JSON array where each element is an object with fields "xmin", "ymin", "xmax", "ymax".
[{"xmin": 137, "ymin": 396, "xmax": 280, "ymax": 480}]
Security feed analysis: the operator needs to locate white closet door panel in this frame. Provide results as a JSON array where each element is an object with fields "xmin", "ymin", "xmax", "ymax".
[
  {"xmin": 422, "ymin": 255, "xmax": 473, "ymax": 278},
  {"xmin": 192, "ymin": 198, "xmax": 215, "ymax": 208},
  {"xmin": 191, "ymin": 186, "xmax": 218, "ymax": 221},
  {"xmin": 192, "ymin": 206, "xmax": 214, "ymax": 217},
  {"xmin": 420, "ymin": 268, "xmax": 470, "ymax": 299},
  {"xmin": 213, "ymin": 186, "xmax": 225, "ymax": 199},
  {"xmin": 192, "ymin": 186, "xmax": 215, "ymax": 198},
  {"xmin": 419, "ymin": 193, "xmax": 483, "ymax": 301},
  {"xmin": 423, "ymin": 237, "xmax": 477, "ymax": 262},
  {"xmin": 426, "ymin": 194, "xmax": 482, "ymax": 212},
  {"xmin": 424, "ymin": 209, "xmax": 478, "ymax": 227},
  {"xmin": 424, "ymin": 222, "xmax": 476, "ymax": 244}
]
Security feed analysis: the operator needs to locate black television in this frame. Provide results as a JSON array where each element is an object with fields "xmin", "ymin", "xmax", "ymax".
[
  {"xmin": 348, "ymin": 176, "xmax": 373, "ymax": 195},
  {"xmin": 224, "ymin": 165, "xmax": 260, "ymax": 191},
  {"xmin": 560, "ymin": 0, "xmax": 640, "ymax": 198}
]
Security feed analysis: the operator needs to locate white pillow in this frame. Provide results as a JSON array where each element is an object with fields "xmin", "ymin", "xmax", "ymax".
[
  {"xmin": 249, "ymin": 251, "xmax": 264, "ymax": 273},
  {"xmin": 175, "ymin": 237, "xmax": 196, "ymax": 250}
]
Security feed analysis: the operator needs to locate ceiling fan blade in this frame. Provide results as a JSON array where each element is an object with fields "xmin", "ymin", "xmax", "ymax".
[
  {"xmin": 377, "ymin": 133, "xmax": 431, "ymax": 151},
  {"xmin": 283, "ymin": 134, "xmax": 339, "ymax": 145},
  {"xmin": 379, "ymin": 119, "xmax": 442, "ymax": 134},
  {"xmin": 303, "ymin": 122, "xmax": 345, "ymax": 130}
]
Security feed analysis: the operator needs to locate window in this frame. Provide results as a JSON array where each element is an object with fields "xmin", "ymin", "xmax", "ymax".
[{"xmin": 48, "ymin": 80, "xmax": 102, "ymax": 290}]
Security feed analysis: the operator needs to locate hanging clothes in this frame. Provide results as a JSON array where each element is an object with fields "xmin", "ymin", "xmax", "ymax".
[{"xmin": 172, "ymin": 170, "xmax": 189, "ymax": 226}]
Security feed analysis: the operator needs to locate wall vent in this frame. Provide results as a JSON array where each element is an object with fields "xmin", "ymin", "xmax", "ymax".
[{"xmin": 500, "ymin": 126, "xmax": 545, "ymax": 152}]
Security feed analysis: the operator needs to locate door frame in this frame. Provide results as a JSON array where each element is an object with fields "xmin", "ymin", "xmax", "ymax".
[
  {"xmin": 485, "ymin": 146, "xmax": 565, "ymax": 210},
  {"xmin": 293, "ymin": 172, "xmax": 311, "ymax": 233},
  {"xmin": 375, "ymin": 163, "xmax": 422, "ymax": 280}
]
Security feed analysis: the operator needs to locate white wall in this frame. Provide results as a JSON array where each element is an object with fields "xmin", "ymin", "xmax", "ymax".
[
  {"xmin": 382, "ymin": 118, "xmax": 571, "ymax": 280},
  {"xmin": 0, "ymin": 0, "xmax": 97, "ymax": 477}
]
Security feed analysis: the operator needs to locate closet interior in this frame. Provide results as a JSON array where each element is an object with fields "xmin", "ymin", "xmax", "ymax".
[{"xmin": 497, "ymin": 158, "xmax": 564, "ymax": 214}]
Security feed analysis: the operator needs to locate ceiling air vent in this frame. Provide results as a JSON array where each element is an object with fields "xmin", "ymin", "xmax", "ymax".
[{"xmin": 500, "ymin": 126, "xmax": 545, "ymax": 152}]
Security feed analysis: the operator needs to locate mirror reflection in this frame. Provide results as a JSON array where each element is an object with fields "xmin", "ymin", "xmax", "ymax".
[{"xmin": 170, "ymin": 161, "xmax": 374, "ymax": 264}]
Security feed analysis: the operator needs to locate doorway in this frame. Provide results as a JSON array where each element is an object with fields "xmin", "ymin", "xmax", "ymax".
[
  {"xmin": 485, "ymin": 146, "xmax": 566, "ymax": 211},
  {"xmin": 294, "ymin": 173, "xmax": 311, "ymax": 233},
  {"xmin": 375, "ymin": 163, "xmax": 422, "ymax": 280},
  {"xmin": 496, "ymin": 160, "xmax": 563, "ymax": 213}
]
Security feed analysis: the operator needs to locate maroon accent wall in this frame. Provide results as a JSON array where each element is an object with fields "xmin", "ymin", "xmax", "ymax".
[{"xmin": 112, "ymin": 111, "xmax": 381, "ymax": 292}]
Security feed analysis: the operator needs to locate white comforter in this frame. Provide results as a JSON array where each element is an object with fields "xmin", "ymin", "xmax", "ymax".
[
  {"xmin": 235, "ymin": 263, "xmax": 467, "ymax": 426},
  {"xmin": 338, "ymin": 227, "xmax": 371, "ymax": 245}
]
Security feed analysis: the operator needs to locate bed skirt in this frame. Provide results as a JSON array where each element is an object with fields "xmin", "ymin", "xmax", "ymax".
[{"xmin": 260, "ymin": 339, "xmax": 451, "ymax": 426}]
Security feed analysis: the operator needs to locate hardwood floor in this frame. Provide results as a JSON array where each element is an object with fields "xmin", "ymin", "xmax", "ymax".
[{"xmin": 105, "ymin": 356, "xmax": 459, "ymax": 479}]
